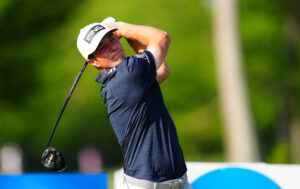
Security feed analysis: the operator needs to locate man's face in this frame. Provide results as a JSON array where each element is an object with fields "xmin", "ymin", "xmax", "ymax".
[{"xmin": 89, "ymin": 32, "xmax": 126, "ymax": 70}]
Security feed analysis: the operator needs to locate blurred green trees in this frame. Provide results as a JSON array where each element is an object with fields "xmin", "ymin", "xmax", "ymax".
[
  {"xmin": 0, "ymin": 0, "xmax": 299, "ymax": 172},
  {"xmin": 240, "ymin": 0, "xmax": 300, "ymax": 163}
]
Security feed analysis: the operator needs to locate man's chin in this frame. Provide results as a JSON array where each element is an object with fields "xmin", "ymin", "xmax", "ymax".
[{"xmin": 113, "ymin": 59, "xmax": 123, "ymax": 67}]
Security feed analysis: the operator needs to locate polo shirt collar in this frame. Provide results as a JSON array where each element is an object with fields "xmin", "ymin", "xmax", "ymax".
[{"xmin": 95, "ymin": 67, "xmax": 116, "ymax": 84}]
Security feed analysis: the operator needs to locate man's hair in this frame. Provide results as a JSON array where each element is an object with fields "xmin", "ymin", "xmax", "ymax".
[{"xmin": 88, "ymin": 54, "xmax": 96, "ymax": 60}]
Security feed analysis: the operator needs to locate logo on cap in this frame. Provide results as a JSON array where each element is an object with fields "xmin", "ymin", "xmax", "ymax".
[{"xmin": 84, "ymin": 25, "xmax": 105, "ymax": 43}]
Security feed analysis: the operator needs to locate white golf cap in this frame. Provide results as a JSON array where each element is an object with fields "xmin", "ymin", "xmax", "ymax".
[{"xmin": 77, "ymin": 23, "xmax": 117, "ymax": 59}]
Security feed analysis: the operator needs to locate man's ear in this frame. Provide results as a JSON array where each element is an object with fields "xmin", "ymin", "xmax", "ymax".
[
  {"xmin": 87, "ymin": 58, "xmax": 101, "ymax": 69},
  {"xmin": 87, "ymin": 58, "xmax": 94, "ymax": 64},
  {"xmin": 87, "ymin": 58, "xmax": 99, "ymax": 67}
]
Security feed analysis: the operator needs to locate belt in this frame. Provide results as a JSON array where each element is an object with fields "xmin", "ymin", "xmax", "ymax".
[{"xmin": 124, "ymin": 174, "xmax": 187, "ymax": 189}]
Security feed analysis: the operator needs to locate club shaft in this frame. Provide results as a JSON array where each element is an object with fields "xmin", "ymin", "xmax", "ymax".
[{"xmin": 46, "ymin": 61, "xmax": 88, "ymax": 149}]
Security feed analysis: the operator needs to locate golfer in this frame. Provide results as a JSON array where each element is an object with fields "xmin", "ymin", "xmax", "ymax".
[{"xmin": 77, "ymin": 17, "xmax": 193, "ymax": 189}]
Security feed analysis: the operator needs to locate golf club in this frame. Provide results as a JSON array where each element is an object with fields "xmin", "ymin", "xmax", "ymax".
[{"xmin": 41, "ymin": 61, "xmax": 88, "ymax": 172}]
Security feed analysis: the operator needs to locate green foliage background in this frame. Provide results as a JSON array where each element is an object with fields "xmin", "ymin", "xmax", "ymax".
[{"xmin": 0, "ymin": 0, "xmax": 299, "ymax": 172}]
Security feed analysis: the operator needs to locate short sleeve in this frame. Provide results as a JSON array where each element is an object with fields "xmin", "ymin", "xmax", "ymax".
[{"xmin": 127, "ymin": 50, "xmax": 156, "ymax": 82}]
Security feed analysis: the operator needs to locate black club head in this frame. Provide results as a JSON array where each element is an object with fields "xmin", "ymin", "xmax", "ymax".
[{"xmin": 41, "ymin": 147, "xmax": 67, "ymax": 172}]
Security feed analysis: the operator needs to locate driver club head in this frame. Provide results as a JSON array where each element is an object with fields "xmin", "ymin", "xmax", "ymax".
[{"xmin": 41, "ymin": 147, "xmax": 67, "ymax": 172}]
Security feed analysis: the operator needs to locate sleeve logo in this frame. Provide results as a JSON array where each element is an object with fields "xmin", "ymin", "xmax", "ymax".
[{"xmin": 134, "ymin": 52, "xmax": 150, "ymax": 63}]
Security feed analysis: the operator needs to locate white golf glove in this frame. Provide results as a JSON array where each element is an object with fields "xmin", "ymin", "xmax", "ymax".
[
  {"xmin": 101, "ymin": 17, "xmax": 123, "ymax": 38},
  {"xmin": 101, "ymin": 17, "xmax": 116, "ymax": 26}
]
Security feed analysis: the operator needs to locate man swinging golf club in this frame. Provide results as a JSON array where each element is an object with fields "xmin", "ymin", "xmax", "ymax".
[{"xmin": 77, "ymin": 17, "xmax": 193, "ymax": 189}]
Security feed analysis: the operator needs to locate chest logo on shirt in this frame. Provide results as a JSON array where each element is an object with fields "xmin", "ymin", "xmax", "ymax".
[{"xmin": 84, "ymin": 25, "xmax": 105, "ymax": 43}]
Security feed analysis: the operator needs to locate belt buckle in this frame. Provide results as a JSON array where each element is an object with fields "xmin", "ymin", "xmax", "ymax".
[
  {"xmin": 155, "ymin": 179, "xmax": 184, "ymax": 189},
  {"xmin": 170, "ymin": 181, "xmax": 181, "ymax": 189}
]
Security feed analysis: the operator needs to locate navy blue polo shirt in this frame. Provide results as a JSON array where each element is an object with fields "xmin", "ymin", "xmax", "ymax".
[{"xmin": 95, "ymin": 50, "xmax": 187, "ymax": 182}]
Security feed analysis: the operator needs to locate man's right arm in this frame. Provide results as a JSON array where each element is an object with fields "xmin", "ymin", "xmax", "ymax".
[
  {"xmin": 106, "ymin": 22, "xmax": 171, "ymax": 69},
  {"xmin": 156, "ymin": 61, "xmax": 171, "ymax": 84},
  {"xmin": 125, "ymin": 37, "xmax": 171, "ymax": 84}
]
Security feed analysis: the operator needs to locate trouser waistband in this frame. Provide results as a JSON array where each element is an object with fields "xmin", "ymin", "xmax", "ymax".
[{"xmin": 124, "ymin": 174, "xmax": 187, "ymax": 189}]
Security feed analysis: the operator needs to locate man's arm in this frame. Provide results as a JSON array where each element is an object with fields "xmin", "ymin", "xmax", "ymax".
[
  {"xmin": 156, "ymin": 61, "xmax": 171, "ymax": 84},
  {"xmin": 126, "ymin": 38, "xmax": 145, "ymax": 53},
  {"xmin": 106, "ymin": 22, "xmax": 171, "ymax": 69},
  {"xmin": 125, "ymin": 38, "xmax": 171, "ymax": 84}
]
